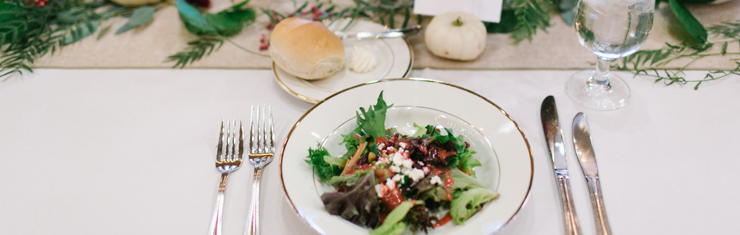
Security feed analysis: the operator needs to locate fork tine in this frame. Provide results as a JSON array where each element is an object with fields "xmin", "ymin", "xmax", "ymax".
[
  {"xmin": 261, "ymin": 105, "xmax": 267, "ymax": 154},
  {"xmin": 238, "ymin": 120, "xmax": 244, "ymax": 160},
  {"xmin": 268, "ymin": 106, "xmax": 274, "ymax": 153},
  {"xmin": 226, "ymin": 120, "xmax": 233, "ymax": 162},
  {"xmin": 230, "ymin": 119, "xmax": 238, "ymax": 161},
  {"xmin": 250, "ymin": 105, "xmax": 257, "ymax": 154},
  {"xmin": 217, "ymin": 120, "xmax": 225, "ymax": 162}
]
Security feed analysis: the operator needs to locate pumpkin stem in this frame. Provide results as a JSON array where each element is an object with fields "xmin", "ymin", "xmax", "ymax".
[{"xmin": 452, "ymin": 16, "xmax": 463, "ymax": 27}]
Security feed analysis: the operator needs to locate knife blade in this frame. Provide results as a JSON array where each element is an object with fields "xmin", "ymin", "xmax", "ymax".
[
  {"xmin": 573, "ymin": 113, "xmax": 612, "ymax": 235},
  {"xmin": 334, "ymin": 25, "xmax": 422, "ymax": 41},
  {"xmin": 540, "ymin": 96, "xmax": 582, "ymax": 235}
]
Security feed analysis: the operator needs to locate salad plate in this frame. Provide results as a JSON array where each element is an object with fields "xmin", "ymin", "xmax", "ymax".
[
  {"xmin": 280, "ymin": 79, "xmax": 533, "ymax": 234},
  {"xmin": 273, "ymin": 19, "xmax": 413, "ymax": 103}
]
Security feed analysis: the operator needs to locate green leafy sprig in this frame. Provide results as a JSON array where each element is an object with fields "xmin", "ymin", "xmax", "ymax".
[
  {"xmin": 0, "ymin": 0, "xmax": 160, "ymax": 80},
  {"xmin": 484, "ymin": 0, "xmax": 553, "ymax": 44},
  {"xmin": 167, "ymin": 0, "xmax": 266, "ymax": 68},
  {"xmin": 510, "ymin": 0, "xmax": 552, "ymax": 44},
  {"xmin": 617, "ymin": 20, "xmax": 740, "ymax": 90}
]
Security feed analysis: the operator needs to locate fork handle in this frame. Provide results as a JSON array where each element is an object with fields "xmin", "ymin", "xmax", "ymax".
[
  {"xmin": 209, "ymin": 173, "xmax": 229, "ymax": 235},
  {"xmin": 246, "ymin": 167, "xmax": 263, "ymax": 235}
]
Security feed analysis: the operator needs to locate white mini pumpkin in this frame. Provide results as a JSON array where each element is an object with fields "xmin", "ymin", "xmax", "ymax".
[{"xmin": 424, "ymin": 11, "xmax": 487, "ymax": 61}]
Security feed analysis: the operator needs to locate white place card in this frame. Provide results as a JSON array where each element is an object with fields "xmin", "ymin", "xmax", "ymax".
[{"xmin": 413, "ymin": 0, "xmax": 504, "ymax": 23}]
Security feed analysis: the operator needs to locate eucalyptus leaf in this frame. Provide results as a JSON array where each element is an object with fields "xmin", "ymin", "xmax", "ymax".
[
  {"xmin": 560, "ymin": 10, "xmax": 575, "ymax": 26},
  {"xmin": 0, "ymin": 1, "xmax": 25, "ymax": 45},
  {"xmin": 204, "ymin": 7, "xmax": 255, "ymax": 37},
  {"xmin": 56, "ymin": 7, "xmax": 88, "ymax": 24},
  {"xmin": 669, "ymin": 0, "xmax": 708, "ymax": 45},
  {"xmin": 63, "ymin": 20, "xmax": 99, "ymax": 45},
  {"xmin": 176, "ymin": 0, "xmax": 216, "ymax": 35},
  {"xmin": 115, "ymin": 6, "xmax": 156, "ymax": 35},
  {"xmin": 558, "ymin": 0, "xmax": 577, "ymax": 25},
  {"xmin": 484, "ymin": 9, "xmax": 518, "ymax": 33}
]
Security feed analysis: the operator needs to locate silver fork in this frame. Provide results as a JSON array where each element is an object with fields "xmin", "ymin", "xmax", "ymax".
[
  {"xmin": 208, "ymin": 120, "xmax": 244, "ymax": 235},
  {"xmin": 244, "ymin": 105, "xmax": 274, "ymax": 235}
]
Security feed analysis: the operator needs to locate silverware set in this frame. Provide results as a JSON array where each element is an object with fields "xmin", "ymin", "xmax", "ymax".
[
  {"xmin": 208, "ymin": 105, "xmax": 274, "ymax": 235},
  {"xmin": 541, "ymin": 96, "xmax": 612, "ymax": 235}
]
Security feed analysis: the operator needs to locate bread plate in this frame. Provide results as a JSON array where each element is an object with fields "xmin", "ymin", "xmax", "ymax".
[
  {"xmin": 273, "ymin": 19, "xmax": 413, "ymax": 103},
  {"xmin": 279, "ymin": 78, "xmax": 533, "ymax": 234}
]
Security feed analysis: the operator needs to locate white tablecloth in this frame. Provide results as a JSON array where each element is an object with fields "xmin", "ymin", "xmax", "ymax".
[{"xmin": 1, "ymin": 69, "xmax": 738, "ymax": 235}]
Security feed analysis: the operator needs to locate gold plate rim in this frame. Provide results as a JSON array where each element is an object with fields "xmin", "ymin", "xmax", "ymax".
[{"xmin": 278, "ymin": 78, "xmax": 534, "ymax": 235}]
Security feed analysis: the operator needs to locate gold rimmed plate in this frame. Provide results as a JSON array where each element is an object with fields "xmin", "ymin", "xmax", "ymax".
[
  {"xmin": 279, "ymin": 78, "xmax": 534, "ymax": 234},
  {"xmin": 273, "ymin": 19, "xmax": 413, "ymax": 103}
]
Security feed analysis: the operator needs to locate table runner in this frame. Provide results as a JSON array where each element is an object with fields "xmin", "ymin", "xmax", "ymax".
[{"xmin": 29, "ymin": 0, "xmax": 740, "ymax": 70}]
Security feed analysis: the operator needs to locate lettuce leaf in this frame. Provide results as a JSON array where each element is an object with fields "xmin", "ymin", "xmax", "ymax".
[
  {"xmin": 453, "ymin": 134, "xmax": 481, "ymax": 177},
  {"xmin": 370, "ymin": 201, "xmax": 419, "ymax": 235},
  {"xmin": 321, "ymin": 171, "xmax": 381, "ymax": 228},
  {"xmin": 411, "ymin": 123, "xmax": 427, "ymax": 137},
  {"xmin": 328, "ymin": 170, "xmax": 368, "ymax": 189},
  {"xmin": 450, "ymin": 187, "xmax": 499, "ymax": 225},
  {"xmin": 450, "ymin": 168, "xmax": 485, "ymax": 192},
  {"xmin": 304, "ymin": 144, "xmax": 342, "ymax": 182},
  {"xmin": 340, "ymin": 126, "xmax": 363, "ymax": 159},
  {"xmin": 356, "ymin": 91, "xmax": 393, "ymax": 138},
  {"xmin": 408, "ymin": 173, "xmax": 448, "ymax": 204}
]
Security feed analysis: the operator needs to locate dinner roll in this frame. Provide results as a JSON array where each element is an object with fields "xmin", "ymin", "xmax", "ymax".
[{"xmin": 270, "ymin": 17, "xmax": 345, "ymax": 80}]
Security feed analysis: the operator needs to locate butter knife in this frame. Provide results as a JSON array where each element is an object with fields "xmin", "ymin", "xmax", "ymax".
[
  {"xmin": 540, "ymin": 96, "xmax": 582, "ymax": 235},
  {"xmin": 572, "ymin": 113, "xmax": 612, "ymax": 235},
  {"xmin": 334, "ymin": 25, "xmax": 422, "ymax": 41}
]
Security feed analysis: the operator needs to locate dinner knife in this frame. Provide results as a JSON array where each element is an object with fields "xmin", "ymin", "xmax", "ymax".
[
  {"xmin": 572, "ymin": 113, "xmax": 612, "ymax": 235},
  {"xmin": 540, "ymin": 96, "xmax": 582, "ymax": 235}
]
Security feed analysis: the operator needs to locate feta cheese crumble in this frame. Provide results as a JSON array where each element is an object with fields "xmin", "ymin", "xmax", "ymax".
[
  {"xmin": 375, "ymin": 184, "xmax": 386, "ymax": 197},
  {"xmin": 402, "ymin": 159, "xmax": 414, "ymax": 169},
  {"xmin": 392, "ymin": 174, "xmax": 402, "ymax": 182},
  {"xmin": 390, "ymin": 165, "xmax": 401, "ymax": 173},
  {"xmin": 408, "ymin": 168, "xmax": 426, "ymax": 182},
  {"xmin": 392, "ymin": 152, "xmax": 405, "ymax": 166},
  {"xmin": 386, "ymin": 178, "xmax": 396, "ymax": 189},
  {"xmin": 430, "ymin": 175, "xmax": 443, "ymax": 186}
]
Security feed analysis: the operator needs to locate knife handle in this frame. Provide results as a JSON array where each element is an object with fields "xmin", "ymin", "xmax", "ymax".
[
  {"xmin": 586, "ymin": 176, "xmax": 612, "ymax": 235},
  {"xmin": 556, "ymin": 171, "xmax": 582, "ymax": 235}
]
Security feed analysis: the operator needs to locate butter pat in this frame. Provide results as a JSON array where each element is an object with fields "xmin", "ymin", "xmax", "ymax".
[{"xmin": 349, "ymin": 46, "xmax": 376, "ymax": 73}]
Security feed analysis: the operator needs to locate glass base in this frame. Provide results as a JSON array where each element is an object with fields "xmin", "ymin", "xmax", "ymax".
[{"xmin": 565, "ymin": 70, "xmax": 630, "ymax": 111}]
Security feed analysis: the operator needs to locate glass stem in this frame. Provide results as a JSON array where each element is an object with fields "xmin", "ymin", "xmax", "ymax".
[{"xmin": 592, "ymin": 57, "xmax": 613, "ymax": 89}]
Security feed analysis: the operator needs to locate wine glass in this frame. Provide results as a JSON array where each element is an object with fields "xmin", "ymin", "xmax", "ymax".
[{"xmin": 567, "ymin": 0, "xmax": 655, "ymax": 110}]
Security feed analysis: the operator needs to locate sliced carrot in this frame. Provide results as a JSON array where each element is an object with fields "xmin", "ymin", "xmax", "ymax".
[{"xmin": 340, "ymin": 142, "xmax": 368, "ymax": 176}]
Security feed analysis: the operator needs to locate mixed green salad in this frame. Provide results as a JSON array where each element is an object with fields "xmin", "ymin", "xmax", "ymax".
[{"xmin": 305, "ymin": 92, "xmax": 499, "ymax": 235}]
